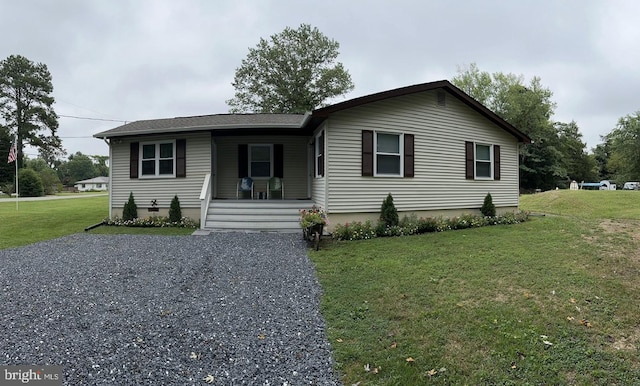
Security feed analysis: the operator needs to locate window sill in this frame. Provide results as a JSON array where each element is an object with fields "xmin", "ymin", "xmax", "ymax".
[
  {"xmin": 138, "ymin": 175, "xmax": 177, "ymax": 179},
  {"xmin": 373, "ymin": 174, "xmax": 403, "ymax": 178}
]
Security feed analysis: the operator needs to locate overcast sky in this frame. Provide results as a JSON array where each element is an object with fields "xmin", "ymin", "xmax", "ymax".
[{"xmin": 1, "ymin": 0, "xmax": 639, "ymax": 158}]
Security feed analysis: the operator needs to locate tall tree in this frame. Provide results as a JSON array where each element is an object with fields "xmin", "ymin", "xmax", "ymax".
[
  {"xmin": 453, "ymin": 64, "xmax": 570, "ymax": 190},
  {"xmin": 555, "ymin": 121, "xmax": 596, "ymax": 183},
  {"xmin": 0, "ymin": 55, "xmax": 62, "ymax": 169},
  {"xmin": 603, "ymin": 112, "xmax": 640, "ymax": 182},
  {"xmin": 57, "ymin": 152, "xmax": 97, "ymax": 185},
  {"xmin": 592, "ymin": 139, "xmax": 613, "ymax": 181},
  {"xmin": 0, "ymin": 126, "xmax": 13, "ymax": 185},
  {"xmin": 227, "ymin": 24, "xmax": 354, "ymax": 113},
  {"xmin": 91, "ymin": 155, "xmax": 109, "ymax": 176}
]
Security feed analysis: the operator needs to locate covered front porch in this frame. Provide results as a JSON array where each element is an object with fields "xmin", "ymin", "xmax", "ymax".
[{"xmin": 199, "ymin": 133, "xmax": 317, "ymax": 232}]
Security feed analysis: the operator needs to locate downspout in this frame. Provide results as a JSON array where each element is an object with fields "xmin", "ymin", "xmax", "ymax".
[{"xmin": 103, "ymin": 138, "xmax": 113, "ymax": 219}]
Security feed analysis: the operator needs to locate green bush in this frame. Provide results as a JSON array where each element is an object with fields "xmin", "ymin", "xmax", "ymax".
[
  {"xmin": 18, "ymin": 168, "xmax": 44, "ymax": 197},
  {"xmin": 169, "ymin": 195, "xmax": 182, "ymax": 223},
  {"xmin": 104, "ymin": 216, "xmax": 198, "ymax": 228},
  {"xmin": 380, "ymin": 193, "xmax": 399, "ymax": 227},
  {"xmin": 123, "ymin": 192, "xmax": 138, "ymax": 221},
  {"xmin": 333, "ymin": 220, "xmax": 377, "ymax": 241},
  {"xmin": 480, "ymin": 192, "xmax": 496, "ymax": 217},
  {"xmin": 332, "ymin": 212, "xmax": 530, "ymax": 241}
]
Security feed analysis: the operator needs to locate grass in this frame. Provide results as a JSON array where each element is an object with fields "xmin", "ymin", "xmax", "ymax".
[
  {"xmin": 520, "ymin": 189, "xmax": 640, "ymax": 219},
  {"xmin": 0, "ymin": 196, "xmax": 109, "ymax": 249},
  {"xmin": 0, "ymin": 195, "xmax": 194, "ymax": 250},
  {"xmin": 310, "ymin": 190, "xmax": 640, "ymax": 385}
]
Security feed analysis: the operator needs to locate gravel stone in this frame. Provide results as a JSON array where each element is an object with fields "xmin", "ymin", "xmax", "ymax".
[{"xmin": 0, "ymin": 233, "xmax": 340, "ymax": 385}]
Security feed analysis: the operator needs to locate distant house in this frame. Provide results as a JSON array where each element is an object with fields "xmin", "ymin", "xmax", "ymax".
[
  {"xmin": 94, "ymin": 80, "xmax": 531, "ymax": 231},
  {"xmin": 74, "ymin": 176, "xmax": 109, "ymax": 192}
]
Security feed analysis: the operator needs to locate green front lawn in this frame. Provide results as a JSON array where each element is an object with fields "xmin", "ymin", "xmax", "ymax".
[
  {"xmin": 0, "ymin": 196, "xmax": 109, "ymax": 250},
  {"xmin": 311, "ymin": 191, "xmax": 640, "ymax": 384},
  {"xmin": 0, "ymin": 195, "xmax": 195, "ymax": 249}
]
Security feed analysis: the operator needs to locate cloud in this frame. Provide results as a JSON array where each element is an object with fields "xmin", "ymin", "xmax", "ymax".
[{"xmin": 1, "ymin": 0, "xmax": 639, "ymax": 157}]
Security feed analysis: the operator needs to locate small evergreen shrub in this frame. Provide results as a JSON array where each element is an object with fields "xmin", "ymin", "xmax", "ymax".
[
  {"xmin": 123, "ymin": 192, "xmax": 138, "ymax": 221},
  {"xmin": 480, "ymin": 192, "xmax": 496, "ymax": 217},
  {"xmin": 18, "ymin": 168, "xmax": 44, "ymax": 197},
  {"xmin": 380, "ymin": 193, "xmax": 399, "ymax": 227},
  {"xmin": 169, "ymin": 195, "xmax": 182, "ymax": 223}
]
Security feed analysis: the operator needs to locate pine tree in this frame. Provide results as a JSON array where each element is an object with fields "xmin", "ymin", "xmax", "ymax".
[
  {"xmin": 169, "ymin": 195, "xmax": 182, "ymax": 223},
  {"xmin": 480, "ymin": 193, "xmax": 496, "ymax": 217},
  {"xmin": 123, "ymin": 192, "xmax": 138, "ymax": 221},
  {"xmin": 380, "ymin": 193, "xmax": 399, "ymax": 227}
]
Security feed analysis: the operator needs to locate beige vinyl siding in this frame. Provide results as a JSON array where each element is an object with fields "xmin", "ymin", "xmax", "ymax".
[
  {"xmin": 110, "ymin": 132, "xmax": 211, "ymax": 215},
  {"xmin": 325, "ymin": 90, "xmax": 520, "ymax": 214},
  {"xmin": 311, "ymin": 123, "xmax": 327, "ymax": 208},
  {"xmin": 214, "ymin": 135, "xmax": 310, "ymax": 199}
]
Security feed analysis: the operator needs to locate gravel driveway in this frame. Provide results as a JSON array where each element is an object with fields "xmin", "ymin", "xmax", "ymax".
[{"xmin": 0, "ymin": 233, "xmax": 340, "ymax": 385}]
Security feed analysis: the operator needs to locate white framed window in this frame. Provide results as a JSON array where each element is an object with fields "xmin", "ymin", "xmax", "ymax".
[
  {"xmin": 249, "ymin": 144, "xmax": 272, "ymax": 178},
  {"xmin": 315, "ymin": 131, "xmax": 324, "ymax": 178},
  {"xmin": 475, "ymin": 143, "xmax": 493, "ymax": 179},
  {"xmin": 140, "ymin": 141, "xmax": 176, "ymax": 178},
  {"xmin": 375, "ymin": 132, "xmax": 403, "ymax": 176}
]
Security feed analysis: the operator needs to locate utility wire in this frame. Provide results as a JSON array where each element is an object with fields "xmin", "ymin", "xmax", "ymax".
[{"xmin": 59, "ymin": 114, "xmax": 127, "ymax": 123}]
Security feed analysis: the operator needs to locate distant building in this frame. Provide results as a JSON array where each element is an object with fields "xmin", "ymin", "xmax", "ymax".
[
  {"xmin": 74, "ymin": 176, "xmax": 109, "ymax": 191},
  {"xmin": 569, "ymin": 180, "xmax": 578, "ymax": 190}
]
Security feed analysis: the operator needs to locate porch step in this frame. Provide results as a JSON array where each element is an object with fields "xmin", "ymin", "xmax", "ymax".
[{"xmin": 204, "ymin": 199, "xmax": 312, "ymax": 233}]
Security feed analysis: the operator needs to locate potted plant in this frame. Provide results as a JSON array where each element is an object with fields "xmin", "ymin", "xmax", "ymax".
[{"xmin": 300, "ymin": 205, "xmax": 328, "ymax": 246}]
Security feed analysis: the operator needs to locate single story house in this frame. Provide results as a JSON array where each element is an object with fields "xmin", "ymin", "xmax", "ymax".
[
  {"xmin": 73, "ymin": 176, "xmax": 109, "ymax": 191},
  {"xmin": 94, "ymin": 80, "xmax": 531, "ymax": 232}
]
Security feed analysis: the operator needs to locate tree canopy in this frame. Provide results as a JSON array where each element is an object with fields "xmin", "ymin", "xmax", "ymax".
[
  {"xmin": 452, "ymin": 63, "xmax": 595, "ymax": 190},
  {"xmin": 599, "ymin": 112, "xmax": 640, "ymax": 183},
  {"xmin": 227, "ymin": 24, "xmax": 354, "ymax": 114},
  {"xmin": 0, "ymin": 54, "xmax": 63, "ymax": 168}
]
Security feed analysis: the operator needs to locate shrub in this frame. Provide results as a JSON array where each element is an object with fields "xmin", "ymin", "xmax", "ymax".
[
  {"xmin": 169, "ymin": 195, "xmax": 182, "ymax": 223},
  {"xmin": 18, "ymin": 168, "xmax": 44, "ymax": 197},
  {"xmin": 123, "ymin": 192, "xmax": 138, "ymax": 221},
  {"xmin": 480, "ymin": 192, "xmax": 496, "ymax": 217},
  {"xmin": 104, "ymin": 216, "xmax": 198, "ymax": 228},
  {"xmin": 333, "ymin": 211, "xmax": 530, "ymax": 242},
  {"xmin": 380, "ymin": 193, "xmax": 399, "ymax": 227},
  {"xmin": 333, "ymin": 220, "xmax": 376, "ymax": 241}
]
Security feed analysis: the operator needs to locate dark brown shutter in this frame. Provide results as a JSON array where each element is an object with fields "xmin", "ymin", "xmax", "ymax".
[
  {"xmin": 317, "ymin": 131, "xmax": 325, "ymax": 177},
  {"xmin": 176, "ymin": 139, "xmax": 186, "ymax": 177},
  {"xmin": 238, "ymin": 144, "xmax": 248, "ymax": 178},
  {"xmin": 362, "ymin": 130, "xmax": 373, "ymax": 176},
  {"xmin": 465, "ymin": 141, "xmax": 474, "ymax": 180},
  {"xmin": 493, "ymin": 145, "xmax": 501, "ymax": 180},
  {"xmin": 404, "ymin": 134, "xmax": 414, "ymax": 178},
  {"xmin": 130, "ymin": 142, "xmax": 139, "ymax": 179},
  {"xmin": 274, "ymin": 144, "xmax": 284, "ymax": 178}
]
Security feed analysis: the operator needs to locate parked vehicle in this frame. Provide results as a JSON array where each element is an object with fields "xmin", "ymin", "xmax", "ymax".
[{"xmin": 623, "ymin": 182, "xmax": 639, "ymax": 190}]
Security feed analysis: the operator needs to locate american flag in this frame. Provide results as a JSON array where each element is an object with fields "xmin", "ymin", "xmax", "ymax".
[{"xmin": 7, "ymin": 142, "xmax": 17, "ymax": 163}]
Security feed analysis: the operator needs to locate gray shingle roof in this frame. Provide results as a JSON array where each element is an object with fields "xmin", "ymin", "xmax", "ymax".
[
  {"xmin": 74, "ymin": 176, "xmax": 109, "ymax": 184},
  {"xmin": 94, "ymin": 113, "xmax": 309, "ymax": 138}
]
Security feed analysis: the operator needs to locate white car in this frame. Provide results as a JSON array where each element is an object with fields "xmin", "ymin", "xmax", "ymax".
[{"xmin": 623, "ymin": 182, "xmax": 639, "ymax": 190}]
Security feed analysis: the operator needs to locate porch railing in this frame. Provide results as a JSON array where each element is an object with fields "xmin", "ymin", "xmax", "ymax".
[{"xmin": 199, "ymin": 173, "xmax": 212, "ymax": 229}]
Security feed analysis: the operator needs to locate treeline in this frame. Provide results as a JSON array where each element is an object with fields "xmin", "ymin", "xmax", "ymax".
[
  {"xmin": 0, "ymin": 152, "xmax": 107, "ymax": 196},
  {"xmin": 452, "ymin": 64, "xmax": 639, "ymax": 190}
]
